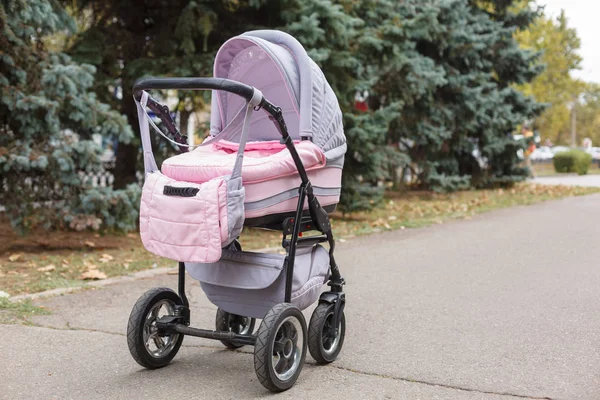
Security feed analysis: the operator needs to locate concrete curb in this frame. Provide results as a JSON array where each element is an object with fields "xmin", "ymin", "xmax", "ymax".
[{"xmin": 9, "ymin": 246, "xmax": 284, "ymax": 302}]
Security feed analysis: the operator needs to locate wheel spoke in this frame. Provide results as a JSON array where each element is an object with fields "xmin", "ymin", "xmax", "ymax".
[
  {"xmin": 274, "ymin": 354, "xmax": 289, "ymax": 374},
  {"xmin": 152, "ymin": 333, "xmax": 165, "ymax": 349},
  {"xmin": 290, "ymin": 328, "xmax": 298, "ymax": 346},
  {"xmin": 273, "ymin": 339, "xmax": 286, "ymax": 354},
  {"xmin": 151, "ymin": 304, "xmax": 160, "ymax": 320}
]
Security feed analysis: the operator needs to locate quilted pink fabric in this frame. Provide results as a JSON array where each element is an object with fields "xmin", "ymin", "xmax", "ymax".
[
  {"xmin": 162, "ymin": 140, "xmax": 326, "ymax": 184},
  {"xmin": 140, "ymin": 172, "xmax": 228, "ymax": 263}
]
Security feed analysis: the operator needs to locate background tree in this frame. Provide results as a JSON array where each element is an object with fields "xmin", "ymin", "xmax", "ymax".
[
  {"xmin": 516, "ymin": 9, "xmax": 584, "ymax": 145},
  {"xmin": 353, "ymin": 0, "xmax": 545, "ymax": 191},
  {"xmin": 0, "ymin": 0, "xmax": 137, "ymax": 233},
  {"xmin": 575, "ymin": 83, "xmax": 600, "ymax": 147}
]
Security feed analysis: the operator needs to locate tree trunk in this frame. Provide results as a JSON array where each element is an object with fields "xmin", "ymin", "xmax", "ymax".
[
  {"xmin": 113, "ymin": 72, "xmax": 139, "ymax": 189},
  {"xmin": 113, "ymin": 25, "xmax": 145, "ymax": 189}
]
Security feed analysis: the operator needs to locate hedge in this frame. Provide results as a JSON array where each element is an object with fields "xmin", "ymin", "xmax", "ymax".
[{"xmin": 553, "ymin": 150, "xmax": 592, "ymax": 175}]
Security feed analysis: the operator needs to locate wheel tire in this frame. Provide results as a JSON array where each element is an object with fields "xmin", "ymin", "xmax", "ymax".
[
  {"xmin": 127, "ymin": 287, "xmax": 184, "ymax": 369},
  {"xmin": 253, "ymin": 303, "xmax": 307, "ymax": 392},
  {"xmin": 308, "ymin": 302, "xmax": 346, "ymax": 364},
  {"xmin": 215, "ymin": 308, "xmax": 256, "ymax": 349}
]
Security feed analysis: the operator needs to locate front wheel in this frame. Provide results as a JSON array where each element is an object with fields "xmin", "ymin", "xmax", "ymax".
[
  {"xmin": 253, "ymin": 303, "xmax": 307, "ymax": 392},
  {"xmin": 308, "ymin": 302, "xmax": 345, "ymax": 364},
  {"xmin": 126, "ymin": 287, "xmax": 184, "ymax": 369}
]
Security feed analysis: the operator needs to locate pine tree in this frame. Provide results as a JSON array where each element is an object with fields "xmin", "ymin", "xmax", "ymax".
[
  {"xmin": 361, "ymin": 0, "xmax": 545, "ymax": 191},
  {"xmin": 0, "ymin": 0, "xmax": 136, "ymax": 232}
]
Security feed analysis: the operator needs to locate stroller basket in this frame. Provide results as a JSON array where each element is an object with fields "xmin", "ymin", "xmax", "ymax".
[
  {"xmin": 126, "ymin": 30, "xmax": 347, "ymax": 393},
  {"xmin": 187, "ymin": 244, "xmax": 331, "ymax": 319}
]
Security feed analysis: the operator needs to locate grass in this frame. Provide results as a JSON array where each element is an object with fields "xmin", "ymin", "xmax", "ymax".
[
  {"xmin": 0, "ymin": 297, "xmax": 51, "ymax": 324},
  {"xmin": 1, "ymin": 183, "xmax": 599, "ymax": 298}
]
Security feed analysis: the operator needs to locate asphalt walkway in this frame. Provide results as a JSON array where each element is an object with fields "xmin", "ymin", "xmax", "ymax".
[{"xmin": 2, "ymin": 194, "xmax": 600, "ymax": 399}]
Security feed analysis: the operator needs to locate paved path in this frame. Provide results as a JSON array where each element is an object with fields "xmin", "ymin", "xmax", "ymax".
[
  {"xmin": 533, "ymin": 174, "xmax": 600, "ymax": 187},
  {"xmin": 2, "ymin": 194, "xmax": 600, "ymax": 400}
]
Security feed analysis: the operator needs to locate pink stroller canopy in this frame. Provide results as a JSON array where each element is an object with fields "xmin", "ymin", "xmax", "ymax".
[{"xmin": 210, "ymin": 30, "xmax": 346, "ymax": 161}]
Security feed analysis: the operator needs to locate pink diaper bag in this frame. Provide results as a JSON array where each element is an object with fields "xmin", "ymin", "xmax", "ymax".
[{"xmin": 135, "ymin": 90, "xmax": 262, "ymax": 263}]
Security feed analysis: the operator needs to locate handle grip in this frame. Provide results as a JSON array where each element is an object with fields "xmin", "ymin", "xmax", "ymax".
[{"xmin": 133, "ymin": 77, "xmax": 255, "ymax": 102}]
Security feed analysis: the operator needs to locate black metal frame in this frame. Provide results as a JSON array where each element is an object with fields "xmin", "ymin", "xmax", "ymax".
[{"xmin": 135, "ymin": 77, "xmax": 345, "ymax": 345}]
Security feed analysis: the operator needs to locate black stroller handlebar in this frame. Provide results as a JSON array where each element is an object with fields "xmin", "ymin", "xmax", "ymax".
[
  {"xmin": 133, "ymin": 77, "xmax": 256, "ymax": 102},
  {"xmin": 133, "ymin": 76, "xmax": 308, "ymax": 183}
]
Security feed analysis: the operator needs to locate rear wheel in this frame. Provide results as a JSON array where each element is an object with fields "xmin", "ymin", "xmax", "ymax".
[
  {"xmin": 127, "ymin": 287, "xmax": 184, "ymax": 369},
  {"xmin": 308, "ymin": 302, "xmax": 345, "ymax": 364},
  {"xmin": 253, "ymin": 303, "xmax": 307, "ymax": 392},
  {"xmin": 215, "ymin": 308, "xmax": 255, "ymax": 349}
]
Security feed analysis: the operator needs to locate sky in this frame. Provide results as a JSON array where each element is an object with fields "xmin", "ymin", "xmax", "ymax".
[{"xmin": 539, "ymin": 0, "xmax": 600, "ymax": 83}]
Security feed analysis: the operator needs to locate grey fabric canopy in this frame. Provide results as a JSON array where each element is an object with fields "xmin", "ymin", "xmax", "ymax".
[{"xmin": 209, "ymin": 30, "xmax": 346, "ymax": 161}]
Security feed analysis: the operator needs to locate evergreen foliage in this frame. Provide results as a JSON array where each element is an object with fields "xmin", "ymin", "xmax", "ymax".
[
  {"xmin": 0, "ymin": 0, "xmax": 136, "ymax": 233},
  {"xmin": 2, "ymin": 0, "xmax": 547, "ymax": 231}
]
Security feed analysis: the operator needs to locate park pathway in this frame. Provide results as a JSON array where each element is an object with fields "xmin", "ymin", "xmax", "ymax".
[
  {"xmin": 533, "ymin": 174, "xmax": 600, "ymax": 187},
  {"xmin": 2, "ymin": 193, "xmax": 600, "ymax": 399}
]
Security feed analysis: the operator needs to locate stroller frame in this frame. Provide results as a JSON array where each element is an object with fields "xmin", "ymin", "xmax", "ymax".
[{"xmin": 128, "ymin": 77, "xmax": 346, "ymax": 391}]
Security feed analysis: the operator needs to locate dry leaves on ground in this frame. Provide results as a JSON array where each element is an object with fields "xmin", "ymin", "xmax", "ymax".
[
  {"xmin": 80, "ymin": 269, "xmax": 107, "ymax": 280},
  {"xmin": 36, "ymin": 264, "xmax": 56, "ymax": 272},
  {"xmin": 8, "ymin": 253, "xmax": 22, "ymax": 262},
  {"xmin": 99, "ymin": 253, "xmax": 114, "ymax": 263}
]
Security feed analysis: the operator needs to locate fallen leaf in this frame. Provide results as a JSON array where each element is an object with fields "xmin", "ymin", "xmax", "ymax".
[
  {"xmin": 84, "ymin": 241, "xmax": 96, "ymax": 248},
  {"xmin": 83, "ymin": 260, "xmax": 98, "ymax": 270},
  {"xmin": 7, "ymin": 271, "xmax": 18, "ymax": 275},
  {"xmin": 127, "ymin": 233, "xmax": 137, "ymax": 239},
  {"xmin": 388, "ymin": 215, "xmax": 397, "ymax": 221},
  {"xmin": 8, "ymin": 253, "xmax": 23, "ymax": 262},
  {"xmin": 80, "ymin": 270, "xmax": 107, "ymax": 280},
  {"xmin": 61, "ymin": 259, "xmax": 70, "ymax": 266},
  {"xmin": 123, "ymin": 263, "xmax": 129, "ymax": 269},
  {"xmin": 99, "ymin": 254, "xmax": 114, "ymax": 263},
  {"xmin": 167, "ymin": 270, "xmax": 178, "ymax": 275},
  {"xmin": 125, "ymin": 259, "xmax": 134, "ymax": 263},
  {"xmin": 37, "ymin": 264, "xmax": 56, "ymax": 272}
]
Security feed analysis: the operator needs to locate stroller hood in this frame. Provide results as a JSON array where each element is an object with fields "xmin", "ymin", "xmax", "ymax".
[{"xmin": 210, "ymin": 30, "xmax": 346, "ymax": 161}]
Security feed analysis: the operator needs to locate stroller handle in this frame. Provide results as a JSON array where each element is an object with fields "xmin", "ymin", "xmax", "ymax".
[{"xmin": 133, "ymin": 77, "xmax": 256, "ymax": 102}]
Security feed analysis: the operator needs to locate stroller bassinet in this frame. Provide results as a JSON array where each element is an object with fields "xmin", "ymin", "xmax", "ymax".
[
  {"xmin": 126, "ymin": 30, "xmax": 347, "ymax": 393},
  {"xmin": 160, "ymin": 31, "xmax": 346, "ymax": 224}
]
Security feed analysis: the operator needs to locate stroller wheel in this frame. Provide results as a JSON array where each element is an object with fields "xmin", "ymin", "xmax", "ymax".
[
  {"xmin": 215, "ymin": 308, "xmax": 256, "ymax": 349},
  {"xmin": 253, "ymin": 303, "xmax": 307, "ymax": 392},
  {"xmin": 127, "ymin": 287, "xmax": 184, "ymax": 369},
  {"xmin": 308, "ymin": 302, "xmax": 346, "ymax": 364}
]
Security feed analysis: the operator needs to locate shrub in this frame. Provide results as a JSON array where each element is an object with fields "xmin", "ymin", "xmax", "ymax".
[{"xmin": 553, "ymin": 150, "xmax": 592, "ymax": 175}]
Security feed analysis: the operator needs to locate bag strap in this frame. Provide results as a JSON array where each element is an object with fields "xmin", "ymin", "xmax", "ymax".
[
  {"xmin": 134, "ymin": 88, "xmax": 263, "ymax": 177},
  {"xmin": 135, "ymin": 91, "xmax": 159, "ymax": 174}
]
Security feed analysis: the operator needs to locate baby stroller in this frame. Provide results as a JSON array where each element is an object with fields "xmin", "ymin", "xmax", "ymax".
[{"xmin": 126, "ymin": 30, "xmax": 346, "ymax": 392}]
